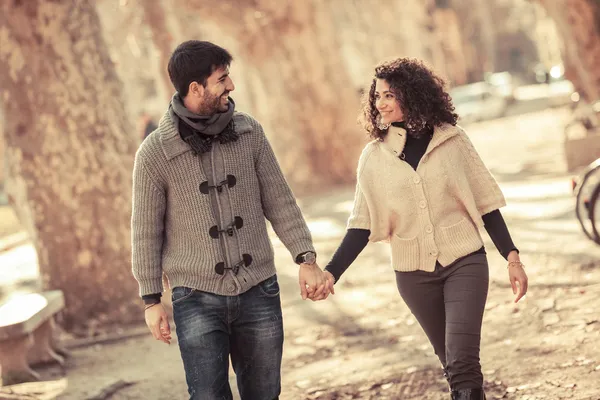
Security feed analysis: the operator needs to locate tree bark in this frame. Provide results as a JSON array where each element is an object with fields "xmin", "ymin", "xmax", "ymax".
[
  {"xmin": 176, "ymin": 0, "xmax": 365, "ymax": 190},
  {"xmin": 0, "ymin": 0, "xmax": 140, "ymax": 332},
  {"xmin": 141, "ymin": 0, "xmax": 174, "ymax": 101},
  {"xmin": 538, "ymin": 0, "xmax": 600, "ymax": 102},
  {"xmin": 327, "ymin": 0, "xmax": 449, "ymax": 85}
]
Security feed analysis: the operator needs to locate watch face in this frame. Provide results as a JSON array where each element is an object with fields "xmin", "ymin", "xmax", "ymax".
[{"xmin": 304, "ymin": 252, "xmax": 316, "ymax": 264}]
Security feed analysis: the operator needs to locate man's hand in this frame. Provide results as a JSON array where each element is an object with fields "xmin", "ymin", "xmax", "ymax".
[
  {"xmin": 145, "ymin": 303, "xmax": 171, "ymax": 344},
  {"xmin": 298, "ymin": 262, "xmax": 326, "ymax": 300}
]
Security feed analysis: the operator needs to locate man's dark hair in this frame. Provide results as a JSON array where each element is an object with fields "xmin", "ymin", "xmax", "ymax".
[{"xmin": 167, "ymin": 41, "xmax": 233, "ymax": 97}]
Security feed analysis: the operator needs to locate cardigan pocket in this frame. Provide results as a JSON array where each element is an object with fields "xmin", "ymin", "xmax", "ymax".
[
  {"xmin": 390, "ymin": 234, "xmax": 420, "ymax": 271},
  {"xmin": 439, "ymin": 217, "xmax": 483, "ymax": 260}
]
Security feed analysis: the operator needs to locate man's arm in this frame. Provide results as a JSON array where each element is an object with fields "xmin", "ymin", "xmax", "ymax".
[
  {"xmin": 254, "ymin": 126, "xmax": 315, "ymax": 260},
  {"xmin": 132, "ymin": 154, "xmax": 171, "ymax": 344},
  {"xmin": 131, "ymin": 154, "xmax": 167, "ymax": 296},
  {"xmin": 253, "ymin": 125, "xmax": 331, "ymax": 299}
]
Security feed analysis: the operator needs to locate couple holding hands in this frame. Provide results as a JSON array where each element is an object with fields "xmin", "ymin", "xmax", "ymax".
[{"xmin": 131, "ymin": 40, "xmax": 528, "ymax": 400}]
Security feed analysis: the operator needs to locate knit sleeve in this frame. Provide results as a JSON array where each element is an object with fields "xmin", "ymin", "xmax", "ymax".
[
  {"xmin": 482, "ymin": 209, "xmax": 518, "ymax": 259},
  {"xmin": 456, "ymin": 130, "xmax": 506, "ymax": 215},
  {"xmin": 131, "ymin": 152, "xmax": 166, "ymax": 296},
  {"xmin": 254, "ymin": 123, "xmax": 315, "ymax": 261},
  {"xmin": 347, "ymin": 146, "xmax": 373, "ymax": 230},
  {"xmin": 325, "ymin": 229, "xmax": 370, "ymax": 283},
  {"xmin": 347, "ymin": 181, "xmax": 371, "ymax": 230}
]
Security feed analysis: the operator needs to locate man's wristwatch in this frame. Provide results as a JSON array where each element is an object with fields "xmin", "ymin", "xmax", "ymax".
[{"xmin": 296, "ymin": 251, "xmax": 317, "ymax": 265}]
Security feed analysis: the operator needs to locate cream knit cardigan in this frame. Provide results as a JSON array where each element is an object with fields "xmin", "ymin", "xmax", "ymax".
[{"xmin": 347, "ymin": 123, "xmax": 506, "ymax": 272}]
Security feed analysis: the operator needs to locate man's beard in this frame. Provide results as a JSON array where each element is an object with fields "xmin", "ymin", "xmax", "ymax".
[{"xmin": 198, "ymin": 91, "xmax": 229, "ymax": 115}]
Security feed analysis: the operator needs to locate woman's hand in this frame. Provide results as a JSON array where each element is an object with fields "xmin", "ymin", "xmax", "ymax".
[
  {"xmin": 507, "ymin": 251, "xmax": 528, "ymax": 303},
  {"xmin": 309, "ymin": 270, "xmax": 336, "ymax": 302}
]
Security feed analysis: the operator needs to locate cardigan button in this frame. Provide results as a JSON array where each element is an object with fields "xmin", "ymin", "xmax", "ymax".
[
  {"xmin": 426, "ymin": 225, "xmax": 433, "ymax": 233},
  {"xmin": 430, "ymin": 250, "xmax": 438, "ymax": 257},
  {"xmin": 419, "ymin": 200, "xmax": 427, "ymax": 209},
  {"xmin": 413, "ymin": 176, "xmax": 421, "ymax": 184},
  {"xmin": 215, "ymin": 262, "xmax": 225, "ymax": 275}
]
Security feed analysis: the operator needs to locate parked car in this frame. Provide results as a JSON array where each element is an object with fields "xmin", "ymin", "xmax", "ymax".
[
  {"xmin": 450, "ymin": 82, "xmax": 508, "ymax": 124},
  {"xmin": 485, "ymin": 71, "xmax": 517, "ymax": 103}
]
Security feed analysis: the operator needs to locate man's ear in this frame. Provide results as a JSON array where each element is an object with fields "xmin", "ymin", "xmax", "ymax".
[{"xmin": 189, "ymin": 81, "xmax": 204, "ymax": 98}]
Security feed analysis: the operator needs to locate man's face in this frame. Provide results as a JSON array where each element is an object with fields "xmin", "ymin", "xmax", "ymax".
[{"xmin": 198, "ymin": 66, "xmax": 235, "ymax": 115}]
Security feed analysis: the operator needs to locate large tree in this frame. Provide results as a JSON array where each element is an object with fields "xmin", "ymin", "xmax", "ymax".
[
  {"xmin": 0, "ymin": 0, "xmax": 141, "ymax": 332},
  {"xmin": 538, "ymin": 0, "xmax": 600, "ymax": 102}
]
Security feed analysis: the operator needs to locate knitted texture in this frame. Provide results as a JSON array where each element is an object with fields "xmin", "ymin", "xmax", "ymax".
[
  {"xmin": 131, "ymin": 110, "xmax": 314, "ymax": 296},
  {"xmin": 347, "ymin": 123, "xmax": 505, "ymax": 272}
]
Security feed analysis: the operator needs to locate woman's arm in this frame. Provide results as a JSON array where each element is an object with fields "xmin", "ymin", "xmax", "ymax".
[
  {"xmin": 482, "ymin": 209, "xmax": 518, "ymax": 260},
  {"xmin": 324, "ymin": 229, "xmax": 370, "ymax": 283}
]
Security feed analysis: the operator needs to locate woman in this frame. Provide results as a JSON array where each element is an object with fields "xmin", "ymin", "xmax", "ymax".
[{"xmin": 322, "ymin": 58, "xmax": 528, "ymax": 400}]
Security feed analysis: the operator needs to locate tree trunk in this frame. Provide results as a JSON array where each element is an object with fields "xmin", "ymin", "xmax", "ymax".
[
  {"xmin": 448, "ymin": 0, "xmax": 500, "ymax": 81},
  {"xmin": 176, "ymin": 0, "xmax": 365, "ymax": 190},
  {"xmin": 141, "ymin": 0, "xmax": 174, "ymax": 101},
  {"xmin": 433, "ymin": 7, "xmax": 469, "ymax": 85},
  {"xmin": 0, "ymin": 0, "xmax": 140, "ymax": 332},
  {"xmin": 96, "ymin": 0, "xmax": 168, "ymax": 130},
  {"xmin": 326, "ymin": 0, "xmax": 449, "ymax": 86},
  {"xmin": 538, "ymin": 0, "xmax": 600, "ymax": 102},
  {"xmin": 473, "ymin": 0, "xmax": 496, "ymax": 73}
]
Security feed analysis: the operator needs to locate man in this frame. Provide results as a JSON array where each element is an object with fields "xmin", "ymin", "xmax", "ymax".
[{"xmin": 131, "ymin": 41, "xmax": 333, "ymax": 400}]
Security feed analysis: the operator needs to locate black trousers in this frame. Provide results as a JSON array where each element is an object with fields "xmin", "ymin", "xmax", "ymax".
[{"xmin": 395, "ymin": 253, "xmax": 489, "ymax": 390}]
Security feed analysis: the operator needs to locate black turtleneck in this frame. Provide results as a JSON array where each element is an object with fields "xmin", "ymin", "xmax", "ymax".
[{"xmin": 325, "ymin": 122, "xmax": 518, "ymax": 283}]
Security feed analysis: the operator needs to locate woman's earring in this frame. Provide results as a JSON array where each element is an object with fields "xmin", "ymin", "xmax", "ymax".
[{"xmin": 377, "ymin": 115, "xmax": 390, "ymax": 130}]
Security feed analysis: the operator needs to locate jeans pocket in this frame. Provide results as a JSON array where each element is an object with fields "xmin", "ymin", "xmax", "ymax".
[
  {"xmin": 257, "ymin": 275, "xmax": 280, "ymax": 297},
  {"xmin": 171, "ymin": 286, "xmax": 196, "ymax": 305}
]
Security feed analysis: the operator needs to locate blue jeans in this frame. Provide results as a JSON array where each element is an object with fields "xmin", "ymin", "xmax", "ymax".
[{"xmin": 172, "ymin": 275, "xmax": 283, "ymax": 400}]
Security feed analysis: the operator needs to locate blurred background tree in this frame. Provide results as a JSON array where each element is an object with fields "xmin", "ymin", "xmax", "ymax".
[
  {"xmin": 0, "ymin": 0, "xmax": 140, "ymax": 332},
  {"xmin": 536, "ymin": 0, "xmax": 600, "ymax": 102}
]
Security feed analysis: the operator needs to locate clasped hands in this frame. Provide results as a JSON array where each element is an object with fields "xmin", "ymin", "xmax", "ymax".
[{"xmin": 298, "ymin": 262, "xmax": 336, "ymax": 301}]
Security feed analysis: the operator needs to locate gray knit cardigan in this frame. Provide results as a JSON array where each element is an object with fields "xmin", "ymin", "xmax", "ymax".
[{"xmin": 131, "ymin": 110, "xmax": 315, "ymax": 296}]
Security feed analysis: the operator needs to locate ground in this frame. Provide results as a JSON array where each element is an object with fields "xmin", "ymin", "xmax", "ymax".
[{"xmin": 1, "ymin": 107, "xmax": 600, "ymax": 400}]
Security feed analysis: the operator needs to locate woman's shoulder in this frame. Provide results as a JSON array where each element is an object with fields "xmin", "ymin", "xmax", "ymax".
[
  {"xmin": 356, "ymin": 140, "xmax": 381, "ymax": 175},
  {"xmin": 359, "ymin": 140, "xmax": 381, "ymax": 160}
]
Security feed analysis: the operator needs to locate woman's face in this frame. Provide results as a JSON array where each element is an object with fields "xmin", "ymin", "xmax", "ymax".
[{"xmin": 375, "ymin": 79, "xmax": 404, "ymax": 125}]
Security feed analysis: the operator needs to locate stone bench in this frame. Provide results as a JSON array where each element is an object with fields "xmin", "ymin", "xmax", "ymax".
[{"xmin": 0, "ymin": 290, "xmax": 66, "ymax": 386}]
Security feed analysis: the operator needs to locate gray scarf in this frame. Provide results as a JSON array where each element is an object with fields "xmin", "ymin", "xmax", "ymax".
[{"xmin": 169, "ymin": 93, "xmax": 238, "ymax": 154}]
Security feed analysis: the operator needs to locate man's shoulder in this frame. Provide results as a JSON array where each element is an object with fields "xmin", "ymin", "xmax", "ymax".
[
  {"xmin": 233, "ymin": 111, "xmax": 262, "ymax": 135},
  {"xmin": 135, "ymin": 130, "xmax": 167, "ymax": 166}
]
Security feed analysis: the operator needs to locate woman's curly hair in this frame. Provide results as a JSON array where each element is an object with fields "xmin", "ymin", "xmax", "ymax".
[{"xmin": 360, "ymin": 58, "xmax": 458, "ymax": 140}]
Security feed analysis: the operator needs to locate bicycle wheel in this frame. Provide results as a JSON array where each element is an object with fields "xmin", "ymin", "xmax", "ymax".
[
  {"xmin": 575, "ymin": 171, "xmax": 599, "ymax": 241},
  {"xmin": 589, "ymin": 183, "xmax": 600, "ymax": 244}
]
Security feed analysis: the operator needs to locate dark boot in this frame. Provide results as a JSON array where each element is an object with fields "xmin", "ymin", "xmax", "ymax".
[{"xmin": 451, "ymin": 388, "xmax": 486, "ymax": 399}]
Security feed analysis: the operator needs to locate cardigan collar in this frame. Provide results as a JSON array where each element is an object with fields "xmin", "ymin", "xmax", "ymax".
[
  {"xmin": 382, "ymin": 122, "xmax": 461, "ymax": 158},
  {"xmin": 158, "ymin": 110, "xmax": 253, "ymax": 160}
]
